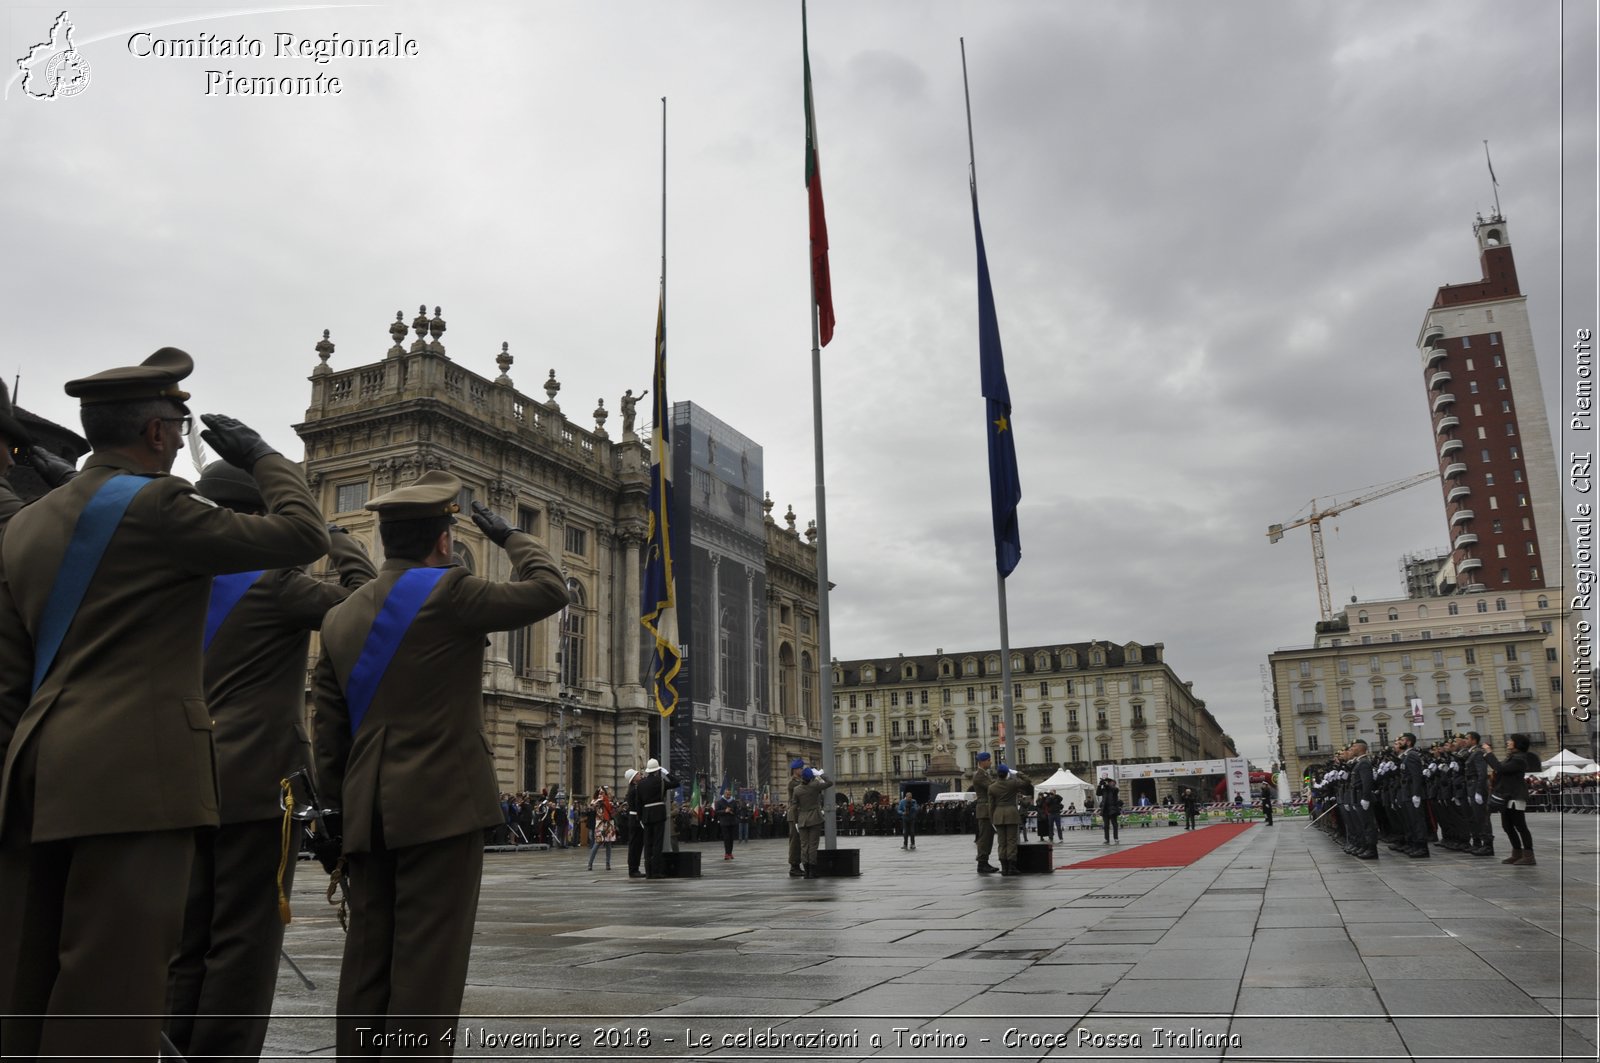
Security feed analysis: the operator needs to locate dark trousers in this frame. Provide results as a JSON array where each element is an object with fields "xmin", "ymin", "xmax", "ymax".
[
  {"xmin": 642, "ymin": 816, "xmax": 666, "ymax": 875},
  {"xmin": 720, "ymin": 821, "xmax": 736, "ymax": 856},
  {"xmin": 336, "ymin": 830, "xmax": 483, "ymax": 1057},
  {"xmin": 1103, "ymin": 813, "xmax": 1119, "ymax": 841},
  {"xmin": 627, "ymin": 814, "xmax": 644, "ymax": 872},
  {"xmin": 1500, "ymin": 807, "xmax": 1534, "ymax": 850},
  {"xmin": 0, "ymin": 814, "xmax": 194, "ymax": 1062},
  {"xmin": 1183, "ymin": 810, "xmax": 1197, "ymax": 830},
  {"xmin": 902, "ymin": 817, "xmax": 916, "ymax": 847},
  {"xmin": 975, "ymin": 817, "xmax": 994, "ymax": 860},
  {"xmin": 167, "ymin": 817, "xmax": 292, "ymax": 1062},
  {"xmin": 1405, "ymin": 798, "xmax": 1431, "ymax": 849}
]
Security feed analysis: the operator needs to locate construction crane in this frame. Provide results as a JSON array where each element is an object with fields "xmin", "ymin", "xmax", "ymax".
[{"xmin": 1268, "ymin": 469, "xmax": 1439, "ymax": 622}]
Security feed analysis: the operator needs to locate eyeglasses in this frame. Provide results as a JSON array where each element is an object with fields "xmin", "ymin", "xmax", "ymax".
[{"xmin": 157, "ymin": 416, "xmax": 193, "ymax": 436}]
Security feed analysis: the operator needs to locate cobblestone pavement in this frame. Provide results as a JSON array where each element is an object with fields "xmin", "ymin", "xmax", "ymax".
[{"xmin": 264, "ymin": 815, "xmax": 1599, "ymax": 1061}]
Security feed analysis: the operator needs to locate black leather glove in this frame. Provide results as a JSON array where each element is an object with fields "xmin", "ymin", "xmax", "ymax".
[
  {"xmin": 22, "ymin": 446, "xmax": 78, "ymax": 488},
  {"xmin": 327, "ymin": 523, "xmax": 348, "ymax": 535},
  {"xmin": 310, "ymin": 811, "xmax": 343, "ymax": 874},
  {"xmin": 470, "ymin": 500, "xmax": 515, "ymax": 546},
  {"xmin": 199, "ymin": 414, "xmax": 279, "ymax": 470}
]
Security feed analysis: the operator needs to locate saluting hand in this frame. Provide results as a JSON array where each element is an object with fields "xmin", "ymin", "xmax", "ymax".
[
  {"xmin": 470, "ymin": 500, "xmax": 515, "ymax": 546},
  {"xmin": 199, "ymin": 414, "xmax": 279, "ymax": 470},
  {"xmin": 21, "ymin": 445, "xmax": 78, "ymax": 488}
]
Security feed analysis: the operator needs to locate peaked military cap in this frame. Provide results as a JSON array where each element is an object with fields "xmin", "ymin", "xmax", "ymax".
[
  {"xmin": 196, "ymin": 459, "xmax": 262, "ymax": 509},
  {"xmin": 0, "ymin": 378, "xmax": 31, "ymax": 448},
  {"xmin": 64, "ymin": 347, "xmax": 193, "ymax": 407},
  {"xmin": 365, "ymin": 469, "xmax": 461, "ymax": 523}
]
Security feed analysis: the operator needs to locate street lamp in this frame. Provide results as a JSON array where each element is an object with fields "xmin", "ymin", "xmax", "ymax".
[{"xmin": 544, "ymin": 691, "xmax": 584, "ymax": 801}]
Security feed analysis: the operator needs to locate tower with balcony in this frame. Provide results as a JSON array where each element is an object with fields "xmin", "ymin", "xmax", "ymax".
[{"xmin": 1416, "ymin": 215, "xmax": 1559, "ymax": 595}]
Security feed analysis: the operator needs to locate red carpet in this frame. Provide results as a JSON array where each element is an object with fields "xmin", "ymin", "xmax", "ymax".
[{"xmin": 1061, "ymin": 823, "xmax": 1255, "ymax": 869}]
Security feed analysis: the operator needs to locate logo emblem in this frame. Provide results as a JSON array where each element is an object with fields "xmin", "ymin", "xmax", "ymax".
[{"xmin": 17, "ymin": 11, "xmax": 91, "ymax": 100}]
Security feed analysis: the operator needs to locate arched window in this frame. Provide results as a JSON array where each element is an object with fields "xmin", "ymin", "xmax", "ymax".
[
  {"xmin": 452, "ymin": 541, "xmax": 476, "ymax": 574},
  {"xmin": 560, "ymin": 578, "xmax": 586, "ymax": 688},
  {"xmin": 1448, "ymin": 603, "xmax": 1459, "ymax": 616},
  {"xmin": 1477, "ymin": 599, "xmax": 1488, "ymax": 613},
  {"xmin": 1537, "ymin": 595, "xmax": 1549, "ymax": 609},
  {"xmin": 1358, "ymin": 611, "xmax": 1369, "ymax": 624},
  {"xmin": 1495, "ymin": 598, "xmax": 1507, "ymax": 611},
  {"xmin": 1387, "ymin": 608, "xmax": 1399, "ymax": 621}
]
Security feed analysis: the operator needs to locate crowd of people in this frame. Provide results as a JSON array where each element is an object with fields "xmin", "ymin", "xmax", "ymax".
[{"xmin": 1307, "ymin": 730, "xmax": 1543, "ymax": 864}]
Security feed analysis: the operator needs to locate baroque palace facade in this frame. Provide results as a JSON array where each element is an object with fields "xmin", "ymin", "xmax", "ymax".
[
  {"xmin": 292, "ymin": 307, "xmax": 822, "ymax": 799},
  {"xmin": 829, "ymin": 640, "xmax": 1235, "ymax": 803}
]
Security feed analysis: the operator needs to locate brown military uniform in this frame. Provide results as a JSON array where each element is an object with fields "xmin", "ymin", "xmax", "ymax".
[
  {"xmin": 791, "ymin": 773, "xmax": 835, "ymax": 875},
  {"xmin": 313, "ymin": 485, "xmax": 566, "ymax": 1057},
  {"xmin": 167, "ymin": 530, "xmax": 375, "ymax": 1062},
  {"xmin": 0, "ymin": 450, "xmax": 327, "ymax": 1059},
  {"xmin": 988, "ymin": 770, "xmax": 1034, "ymax": 872},
  {"xmin": 972, "ymin": 763, "xmax": 996, "ymax": 867}
]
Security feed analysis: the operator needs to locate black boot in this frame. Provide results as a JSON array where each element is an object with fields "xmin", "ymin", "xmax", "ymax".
[
  {"xmin": 804, "ymin": 864, "xmax": 819, "ymax": 879},
  {"xmin": 789, "ymin": 864, "xmax": 803, "ymax": 877},
  {"xmin": 977, "ymin": 858, "xmax": 998, "ymax": 874}
]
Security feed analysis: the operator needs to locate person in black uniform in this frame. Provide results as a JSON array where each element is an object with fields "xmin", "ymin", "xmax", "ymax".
[
  {"xmin": 1259, "ymin": 781, "xmax": 1275, "ymax": 825},
  {"xmin": 1096, "ymin": 777, "xmax": 1122, "ymax": 843},
  {"xmin": 1396, "ymin": 733, "xmax": 1430, "ymax": 858},
  {"xmin": 1180, "ymin": 787, "xmax": 1200, "ymax": 831}
]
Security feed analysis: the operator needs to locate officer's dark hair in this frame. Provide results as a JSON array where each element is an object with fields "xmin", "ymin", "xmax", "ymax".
[
  {"xmin": 379, "ymin": 515, "xmax": 453, "ymax": 561},
  {"xmin": 1351, "ymin": 739, "xmax": 1368, "ymax": 751},
  {"xmin": 1399, "ymin": 732, "xmax": 1417, "ymax": 746},
  {"xmin": 1507, "ymin": 732, "xmax": 1531, "ymax": 752},
  {"xmin": 81, "ymin": 398, "xmax": 183, "ymax": 449},
  {"xmin": 1466, "ymin": 731, "xmax": 1481, "ymax": 743}
]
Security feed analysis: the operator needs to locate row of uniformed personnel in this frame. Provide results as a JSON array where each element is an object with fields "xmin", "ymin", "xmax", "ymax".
[
  {"xmin": 0, "ymin": 351, "xmax": 570, "ymax": 1060},
  {"xmin": 1310, "ymin": 730, "xmax": 1524, "ymax": 863}
]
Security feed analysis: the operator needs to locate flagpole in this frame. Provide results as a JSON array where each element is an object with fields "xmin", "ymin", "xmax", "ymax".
[
  {"xmin": 809, "ymin": 191, "xmax": 837, "ymax": 851},
  {"xmin": 659, "ymin": 96, "xmax": 678, "ymax": 852},
  {"xmin": 963, "ymin": 38, "xmax": 1016, "ymax": 766}
]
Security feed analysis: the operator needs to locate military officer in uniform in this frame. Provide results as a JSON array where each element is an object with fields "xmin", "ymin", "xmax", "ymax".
[
  {"xmin": 634, "ymin": 757, "xmax": 679, "ymax": 878},
  {"xmin": 166, "ymin": 459, "xmax": 376, "ymax": 1063},
  {"xmin": 792, "ymin": 765, "xmax": 834, "ymax": 878},
  {"xmin": 623, "ymin": 766, "xmax": 646, "ymax": 877},
  {"xmin": 312, "ymin": 471, "xmax": 568, "ymax": 1056},
  {"xmin": 786, "ymin": 756, "xmax": 807, "ymax": 877},
  {"xmin": 1346, "ymin": 741, "xmax": 1378, "ymax": 860},
  {"xmin": 971, "ymin": 750, "xmax": 999, "ymax": 874},
  {"xmin": 988, "ymin": 764, "xmax": 1033, "ymax": 876},
  {"xmin": 1461, "ymin": 731, "xmax": 1494, "ymax": 857},
  {"xmin": 0, "ymin": 349, "xmax": 329, "ymax": 1060},
  {"xmin": 1396, "ymin": 733, "xmax": 1431, "ymax": 858}
]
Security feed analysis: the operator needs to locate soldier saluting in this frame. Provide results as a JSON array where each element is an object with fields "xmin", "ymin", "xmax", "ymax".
[
  {"xmin": 312, "ymin": 471, "xmax": 568, "ymax": 1057},
  {"xmin": 0, "ymin": 348, "xmax": 329, "ymax": 1060},
  {"xmin": 166, "ymin": 459, "xmax": 376, "ymax": 1062},
  {"xmin": 971, "ymin": 750, "xmax": 999, "ymax": 874}
]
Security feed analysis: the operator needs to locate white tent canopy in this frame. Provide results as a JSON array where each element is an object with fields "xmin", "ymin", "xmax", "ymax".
[
  {"xmin": 1535, "ymin": 762, "xmax": 1600, "ymax": 779},
  {"xmin": 1545, "ymin": 748, "xmax": 1597, "ymax": 768},
  {"xmin": 1034, "ymin": 768, "xmax": 1093, "ymax": 808}
]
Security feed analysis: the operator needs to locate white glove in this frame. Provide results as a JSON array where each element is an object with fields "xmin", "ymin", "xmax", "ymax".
[
  {"xmin": 1473, "ymin": 793, "xmax": 1483, "ymax": 805},
  {"xmin": 1360, "ymin": 799, "xmax": 1370, "ymax": 810},
  {"xmin": 1412, "ymin": 796, "xmax": 1421, "ymax": 808}
]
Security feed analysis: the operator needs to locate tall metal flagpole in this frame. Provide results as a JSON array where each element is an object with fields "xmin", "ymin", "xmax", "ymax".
[
  {"xmin": 962, "ymin": 39, "xmax": 1016, "ymax": 766},
  {"xmin": 809, "ymin": 192, "xmax": 837, "ymax": 848},
  {"xmin": 658, "ymin": 97, "xmax": 677, "ymax": 852}
]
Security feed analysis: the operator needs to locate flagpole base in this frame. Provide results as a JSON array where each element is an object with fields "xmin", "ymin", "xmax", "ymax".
[
  {"xmin": 662, "ymin": 850, "xmax": 702, "ymax": 878},
  {"xmin": 816, "ymin": 848, "xmax": 860, "ymax": 877}
]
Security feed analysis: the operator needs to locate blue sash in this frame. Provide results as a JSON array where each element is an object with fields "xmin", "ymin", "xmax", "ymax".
[
  {"xmin": 203, "ymin": 570, "xmax": 267, "ymax": 652},
  {"xmin": 344, "ymin": 566, "xmax": 448, "ymax": 734},
  {"xmin": 32, "ymin": 473, "xmax": 157, "ymax": 695}
]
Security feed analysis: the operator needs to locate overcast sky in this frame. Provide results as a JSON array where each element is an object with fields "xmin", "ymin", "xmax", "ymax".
[{"xmin": 3, "ymin": 1, "xmax": 1595, "ymax": 761}]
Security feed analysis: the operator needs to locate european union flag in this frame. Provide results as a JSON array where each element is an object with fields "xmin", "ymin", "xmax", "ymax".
[
  {"xmin": 973, "ymin": 185, "xmax": 1021, "ymax": 577},
  {"xmin": 641, "ymin": 290, "xmax": 682, "ymax": 715}
]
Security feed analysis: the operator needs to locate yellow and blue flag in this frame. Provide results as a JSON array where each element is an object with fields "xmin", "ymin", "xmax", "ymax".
[
  {"xmin": 641, "ymin": 290, "xmax": 681, "ymax": 715},
  {"xmin": 972, "ymin": 184, "xmax": 1021, "ymax": 576}
]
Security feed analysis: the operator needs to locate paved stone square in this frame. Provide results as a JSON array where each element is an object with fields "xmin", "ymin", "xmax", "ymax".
[{"xmin": 264, "ymin": 816, "xmax": 1599, "ymax": 1061}]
